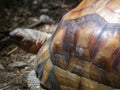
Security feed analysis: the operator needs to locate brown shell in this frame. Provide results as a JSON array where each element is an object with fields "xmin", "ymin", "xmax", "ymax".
[{"xmin": 35, "ymin": 0, "xmax": 120, "ymax": 90}]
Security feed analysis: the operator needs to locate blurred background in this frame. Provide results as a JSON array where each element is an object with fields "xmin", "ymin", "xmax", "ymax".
[{"xmin": 0, "ymin": 0, "xmax": 82, "ymax": 89}]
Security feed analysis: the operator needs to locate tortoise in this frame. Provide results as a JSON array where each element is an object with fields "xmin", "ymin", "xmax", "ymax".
[{"xmin": 10, "ymin": 0, "xmax": 120, "ymax": 90}]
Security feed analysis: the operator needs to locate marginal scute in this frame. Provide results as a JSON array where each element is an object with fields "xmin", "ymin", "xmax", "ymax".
[
  {"xmin": 41, "ymin": 59, "xmax": 53, "ymax": 83},
  {"xmin": 54, "ymin": 66, "xmax": 81, "ymax": 90}
]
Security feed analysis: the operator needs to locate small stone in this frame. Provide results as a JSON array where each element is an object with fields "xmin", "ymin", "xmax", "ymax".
[
  {"xmin": 25, "ymin": 66, "xmax": 28, "ymax": 69},
  {"xmin": 8, "ymin": 61, "xmax": 27, "ymax": 69},
  {"xmin": 0, "ymin": 63, "xmax": 4, "ymax": 70},
  {"xmin": 40, "ymin": 8, "xmax": 49, "ymax": 12},
  {"xmin": 39, "ymin": 14, "xmax": 50, "ymax": 23}
]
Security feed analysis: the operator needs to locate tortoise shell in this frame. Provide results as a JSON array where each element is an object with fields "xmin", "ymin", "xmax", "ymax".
[{"xmin": 35, "ymin": 0, "xmax": 120, "ymax": 90}]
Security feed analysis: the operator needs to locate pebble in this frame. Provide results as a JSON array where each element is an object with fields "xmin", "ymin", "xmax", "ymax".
[
  {"xmin": 39, "ymin": 14, "xmax": 52, "ymax": 23},
  {"xmin": 8, "ymin": 61, "xmax": 27, "ymax": 69}
]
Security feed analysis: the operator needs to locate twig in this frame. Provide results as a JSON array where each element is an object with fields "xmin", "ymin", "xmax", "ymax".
[
  {"xmin": 8, "ymin": 18, "xmax": 25, "ymax": 32},
  {"xmin": 27, "ymin": 21, "xmax": 42, "ymax": 28},
  {"xmin": 0, "ymin": 80, "xmax": 13, "ymax": 89},
  {"xmin": 0, "ymin": 69, "xmax": 28, "ymax": 90},
  {"xmin": 7, "ymin": 47, "xmax": 18, "ymax": 56},
  {"xmin": 27, "ymin": 20, "xmax": 54, "ymax": 28},
  {"xmin": 0, "ymin": 85, "xmax": 11, "ymax": 90}
]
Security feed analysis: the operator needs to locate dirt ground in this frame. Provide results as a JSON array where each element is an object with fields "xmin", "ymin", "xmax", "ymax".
[{"xmin": 0, "ymin": 1, "xmax": 80, "ymax": 90}]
